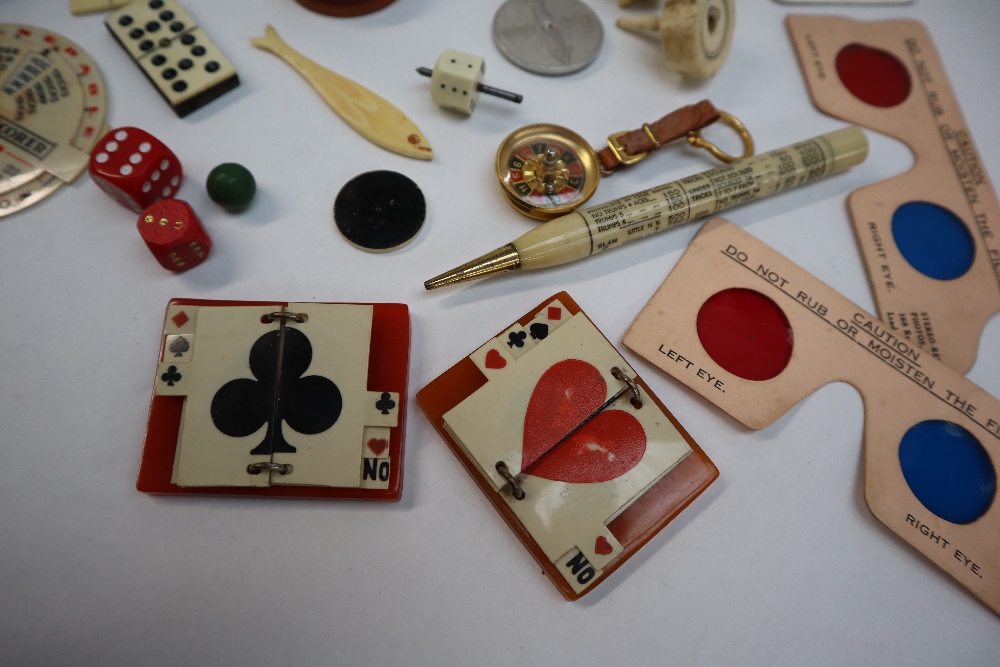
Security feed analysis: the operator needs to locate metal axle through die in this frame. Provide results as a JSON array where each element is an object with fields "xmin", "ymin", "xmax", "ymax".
[{"xmin": 417, "ymin": 48, "xmax": 523, "ymax": 115}]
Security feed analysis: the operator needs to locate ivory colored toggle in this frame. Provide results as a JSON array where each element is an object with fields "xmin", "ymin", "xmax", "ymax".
[
  {"xmin": 251, "ymin": 25, "xmax": 433, "ymax": 160},
  {"xmin": 617, "ymin": 0, "xmax": 736, "ymax": 80}
]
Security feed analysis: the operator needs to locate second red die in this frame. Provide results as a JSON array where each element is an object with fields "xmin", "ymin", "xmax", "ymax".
[
  {"xmin": 137, "ymin": 199, "xmax": 212, "ymax": 272},
  {"xmin": 89, "ymin": 127, "xmax": 183, "ymax": 212}
]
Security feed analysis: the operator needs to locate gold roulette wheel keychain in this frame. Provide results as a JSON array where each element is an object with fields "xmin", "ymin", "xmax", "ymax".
[
  {"xmin": 495, "ymin": 100, "xmax": 753, "ymax": 220},
  {"xmin": 496, "ymin": 124, "xmax": 597, "ymax": 220}
]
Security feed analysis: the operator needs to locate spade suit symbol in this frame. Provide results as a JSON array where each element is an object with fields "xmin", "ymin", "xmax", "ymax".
[{"xmin": 169, "ymin": 336, "xmax": 190, "ymax": 357}]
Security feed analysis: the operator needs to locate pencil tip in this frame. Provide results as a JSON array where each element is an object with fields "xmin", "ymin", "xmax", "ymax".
[{"xmin": 424, "ymin": 244, "xmax": 521, "ymax": 289}]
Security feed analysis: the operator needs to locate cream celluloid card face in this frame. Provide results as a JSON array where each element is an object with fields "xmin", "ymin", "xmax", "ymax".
[
  {"xmin": 624, "ymin": 218, "xmax": 1000, "ymax": 616},
  {"xmin": 787, "ymin": 16, "xmax": 1000, "ymax": 373},
  {"xmin": 444, "ymin": 300, "xmax": 692, "ymax": 595},
  {"xmin": 153, "ymin": 302, "xmax": 399, "ymax": 489}
]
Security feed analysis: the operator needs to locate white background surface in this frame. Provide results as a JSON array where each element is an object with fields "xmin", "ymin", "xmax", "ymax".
[{"xmin": 1, "ymin": 0, "xmax": 998, "ymax": 664}]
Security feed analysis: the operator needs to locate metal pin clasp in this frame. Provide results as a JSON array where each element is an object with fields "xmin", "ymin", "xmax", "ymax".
[
  {"xmin": 687, "ymin": 110, "xmax": 754, "ymax": 164},
  {"xmin": 263, "ymin": 310, "xmax": 307, "ymax": 323},
  {"xmin": 496, "ymin": 461, "xmax": 525, "ymax": 500},
  {"xmin": 247, "ymin": 462, "xmax": 292, "ymax": 475},
  {"xmin": 610, "ymin": 367, "xmax": 643, "ymax": 409}
]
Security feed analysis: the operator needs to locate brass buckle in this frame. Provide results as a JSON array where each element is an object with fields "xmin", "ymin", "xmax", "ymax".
[
  {"xmin": 686, "ymin": 110, "xmax": 755, "ymax": 164},
  {"xmin": 605, "ymin": 131, "xmax": 649, "ymax": 173}
]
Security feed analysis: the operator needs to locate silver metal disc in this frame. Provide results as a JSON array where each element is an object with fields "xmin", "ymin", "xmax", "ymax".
[{"xmin": 492, "ymin": 0, "xmax": 604, "ymax": 76}]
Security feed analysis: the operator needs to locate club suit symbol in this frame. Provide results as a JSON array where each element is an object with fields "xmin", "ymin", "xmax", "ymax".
[
  {"xmin": 507, "ymin": 330, "xmax": 527, "ymax": 348},
  {"xmin": 161, "ymin": 365, "xmax": 182, "ymax": 387},
  {"xmin": 375, "ymin": 392, "xmax": 396, "ymax": 415},
  {"xmin": 210, "ymin": 328, "xmax": 342, "ymax": 455}
]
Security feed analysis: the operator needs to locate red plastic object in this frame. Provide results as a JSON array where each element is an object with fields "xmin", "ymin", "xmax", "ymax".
[
  {"xmin": 137, "ymin": 300, "xmax": 410, "ymax": 500},
  {"xmin": 137, "ymin": 199, "xmax": 211, "ymax": 272},
  {"xmin": 294, "ymin": 0, "xmax": 397, "ymax": 17},
  {"xmin": 417, "ymin": 292, "xmax": 717, "ymax": 600},
  {"xmin": 89, "ymin": 127, "xmax": 183, "ymax": 212},
  {"xmin": 835, "ymin": 43, "xmax": 912, "ymax": 108},
  {"xmin": 696, "ymin": 287, "xmax": 794, "ymax": 381}
]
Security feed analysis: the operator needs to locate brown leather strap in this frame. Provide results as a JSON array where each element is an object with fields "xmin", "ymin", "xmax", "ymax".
[{"xmin": 597, "ymin": 100, "xmax": 721, "ymax": 174}]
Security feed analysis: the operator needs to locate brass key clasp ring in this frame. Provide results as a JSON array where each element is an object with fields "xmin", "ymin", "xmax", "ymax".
[{"xmin": 687, "ymin": 110, "xmax": 754, "ymax": 163}]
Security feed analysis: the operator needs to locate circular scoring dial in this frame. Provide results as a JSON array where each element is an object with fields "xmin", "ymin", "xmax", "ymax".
[
  {"xmin": 496, "ymin": 124, "xmax": 599, "ymax": 221},
  {"xmin": 0, "ymin": 24, "xmax": 108, "ymax": 218}
]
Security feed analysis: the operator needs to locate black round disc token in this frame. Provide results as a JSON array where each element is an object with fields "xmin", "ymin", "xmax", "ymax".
[{"xmin": 334, "ymin": 171, "xmax": 426, "ymax": 253}]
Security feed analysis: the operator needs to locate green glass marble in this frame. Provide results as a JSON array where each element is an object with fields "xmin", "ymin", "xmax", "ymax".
[{"xmin": 206, "ymin": 163, "xmax": 256, "ymax": 211}]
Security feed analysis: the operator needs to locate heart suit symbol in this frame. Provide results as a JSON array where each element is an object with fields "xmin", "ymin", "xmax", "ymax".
[
  {"xmin": 485, "ymin": 349, "xmax": 507, "ymax": 369},
  {"xmin": 521, "ymin": 359, "xmax": 646, "ymax": 483},
  {"xmin": 367, "ymin": 438, "xmax": 388, "ymax": 456},
  {"xmin": 594, "ymin": 536, "xmax": 614, "ymax": 556}
]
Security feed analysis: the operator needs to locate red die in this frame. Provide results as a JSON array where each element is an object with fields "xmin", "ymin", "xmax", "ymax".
[
  {"xmin": 137, "ymin": 199, "xmax": 211, "ymax": 272},
  {"xmin": 89, "ymin": 127, "xmax": 182, "ymax": 212}
]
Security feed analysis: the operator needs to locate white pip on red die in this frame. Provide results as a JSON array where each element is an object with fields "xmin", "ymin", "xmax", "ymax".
[{"xmin": 89, "ymin": 127, "xmax": 182, "ymax": 212}]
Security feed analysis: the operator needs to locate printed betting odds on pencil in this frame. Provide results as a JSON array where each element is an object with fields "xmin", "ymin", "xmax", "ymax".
[{"xmin": 425, "ymin": 125, "xmax": 868, "ymax": 289}]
